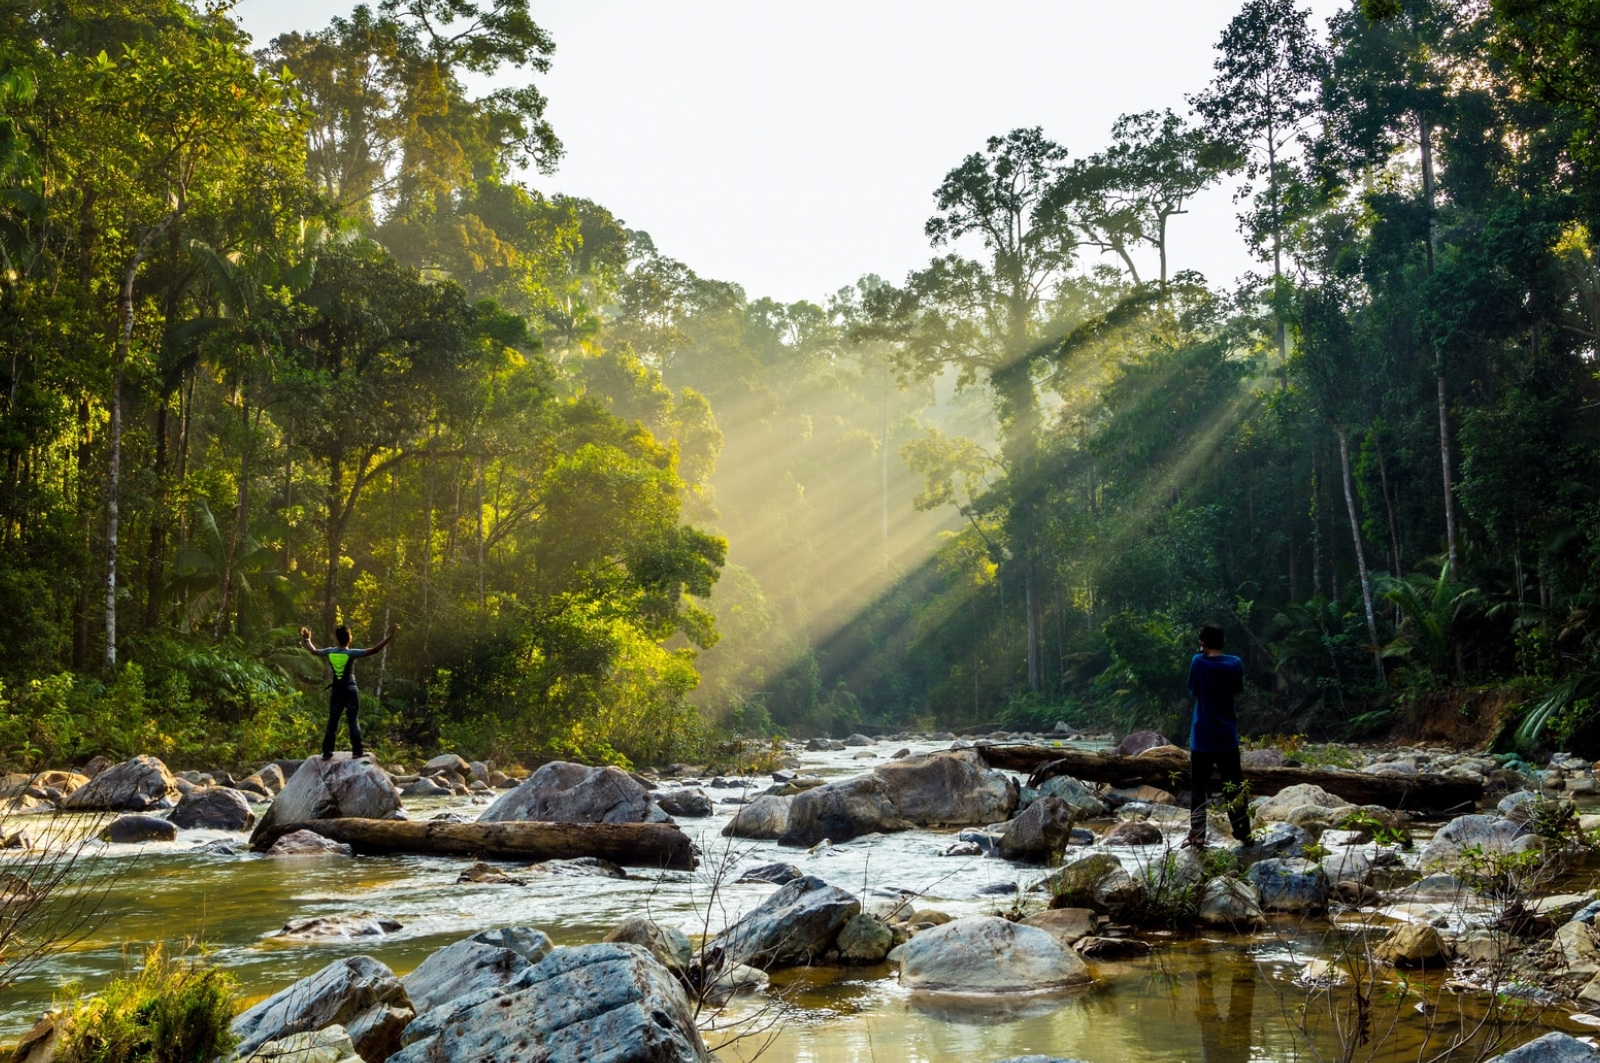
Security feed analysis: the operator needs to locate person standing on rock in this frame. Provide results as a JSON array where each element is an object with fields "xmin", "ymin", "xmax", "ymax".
[
  {"xmin": 1183, "ymin": 624, "xmax": 1252, "ymax": 849},
  {"xmin": 299, "ymin": 621, "xmax": 399, "ymax": 760}
]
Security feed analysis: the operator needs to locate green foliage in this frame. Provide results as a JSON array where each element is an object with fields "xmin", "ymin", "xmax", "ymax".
[{"xmin": 58, "ymin": 945, "xmax": 237, "ymax": 1063}]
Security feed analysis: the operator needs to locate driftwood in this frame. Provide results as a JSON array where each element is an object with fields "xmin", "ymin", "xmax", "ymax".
[
  {"xmin": 974, "ymin": 743, "xmax": 1483, "ymax": 814},
  {"xmin": 251, "ymin": 818, "xmax": 697, "ymax": 870}
]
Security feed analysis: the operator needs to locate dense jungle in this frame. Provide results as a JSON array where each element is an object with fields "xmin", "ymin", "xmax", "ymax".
[{"xmin": 3, "ymin": 0, "xmax": 1600, "ymax": 772}]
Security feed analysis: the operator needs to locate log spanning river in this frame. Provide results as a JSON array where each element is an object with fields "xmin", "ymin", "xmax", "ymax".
[{"xmin": 1, "ymin": 738, "xmax": 1597, "ymax": 1062}]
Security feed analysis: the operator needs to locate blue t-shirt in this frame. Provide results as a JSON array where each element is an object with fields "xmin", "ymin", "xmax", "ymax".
[
  {"xmin": 314, "ymin": 646, "xmax": 372, "ymax": 691},
  {"xmin": 1188, "ymin": 652, "xmax": 1244, "ymax": 753}
]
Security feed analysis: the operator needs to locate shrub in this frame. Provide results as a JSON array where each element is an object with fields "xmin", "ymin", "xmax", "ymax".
[{"xmin": 57, "ymin": 945, "xmax": 237, "ymax": 1063}]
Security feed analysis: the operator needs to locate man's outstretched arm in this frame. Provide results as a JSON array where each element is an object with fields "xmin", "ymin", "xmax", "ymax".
[
  {"xmin": 364, "ymin": 621, "xmax": 401, "ymax": 655},
  {"xmin": 299, "ymin": 626, "xmax": 320, "ymax": 653}
]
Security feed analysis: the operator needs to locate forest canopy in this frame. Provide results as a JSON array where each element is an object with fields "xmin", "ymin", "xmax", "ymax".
[{"xmin": 3, "ymin": 0, "xmax": 1600, "ymax": 767}]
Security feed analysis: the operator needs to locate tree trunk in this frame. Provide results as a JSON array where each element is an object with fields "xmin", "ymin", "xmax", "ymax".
[
  {"xmin": 1373, "ymin": 430, "xmax": 1402, "ymax": 578},
  {"xmin": 213, "ymin": 402, "xmax": 252, "ymax": 640},
  {"xmin": 1437, "ymin": 373, "xmax": 1460, "ymax": 579},
  {"xmin": 144, "ymin": 397, "xmax": 170, "ymax": 629},
  {"xmin": 249, "ymin": 817, "xmax": 697, "ymax": 870},
  {"xmin": 323, "ymin": 447, "xmax": 345, "ymax": 634},
  {"xmin": 1337, "ymin": 427, "xmax": 1384, "ymax": 685},
  {"xmin": 974, "ymin": 744, "xmax": 1481, "ymax": 813},
  {"xmin": 1025, "ymin": 559, "xmax": 1041, "ymax": 694}
]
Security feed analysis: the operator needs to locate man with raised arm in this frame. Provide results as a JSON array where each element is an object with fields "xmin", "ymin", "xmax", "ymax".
[
  {"xmin": 299, "ymin": 621, "xmax": 399, "ymax": 761},
  {"xmin": 1183, "ymin": 623, "xmax": 1252, "ymax": 849}
]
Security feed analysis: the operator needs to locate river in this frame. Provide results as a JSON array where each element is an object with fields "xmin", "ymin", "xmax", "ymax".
[{"xmin": 1, "ymin": 738, "xmax": 1594, "ymax": 1062}]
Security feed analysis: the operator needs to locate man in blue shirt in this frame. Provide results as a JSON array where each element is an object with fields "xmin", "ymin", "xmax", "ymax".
[
  {"xmin": 1183, "ymin": 624, "xmax": 1252, "ymax": 849},
  {"xmin": 300, "ymin": 621, "xmax": 399, "ymax": 760}
]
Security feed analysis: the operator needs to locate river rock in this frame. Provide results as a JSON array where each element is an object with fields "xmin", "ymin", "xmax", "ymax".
[
  {"xmin": 603, "ymin": 916, "xmax": 692, "ymax": 972},
  {"xmin": 1116, "ymin": 730, "xmax": 1168, "ymax": 757},
  {"xmin": 1320, "ymin": 844, "xmax": 1376, "ymax": 885},
  {"xmin": 781, "ymin": 775, "xmax": 913, "ymax": 845},
  {"xmin": 402, "ymin": 777, "xmax": 451, "ymax": 797},
  {"xmin": 99, "ymin": 814, "xmax": 177, "ymax": 843},
  {"xmin": 836, "ymin": 913, "xmax": 894, "ymax": 964},
  {"xmin": 1416, "ymin": 815, "xmax": 1531, "ymax": 871},
  {"xmin": 721, "ymin": 795, "xmax": 792, "ymax": 839},
  {"xmin": 233, "ymin": 955, "xmax": 415, "ymax": 1062},
  {"xmin": 1374, "ymin": 923, "xmax": 1447, "ymax": 967},
  {"xmin": 1040, "ymin": 852, "xmax": 1141, "ymax": 915},
  {"xmin": 249, "ymin": 1025, "xmax": 361, "ymax": 1063},
  {"xmin": 1486, "ymin": 1033, "xmax": 1600, "ymax": 1063},
  {"xmin": 526, "ymin": 857, "xmax": 627, "ymax": 878},
  {"xmin": 422, "ymin": 753, "xmax": 472, "ymax": 777},
  {"xmin": 893, "ymin": 915, "xmax": 1092, "ymax": 992},
  {"xmin": 1252, "ymin": 783, "xmax": 1353, "ymax": 826},
  {"xmin": 1034, "ymin": 775, "xmax": 1110, "ymax": 818},
  {"xmin": 1197, "ymin": 877, "xmax": 1264, "ymax": 928},
  {"xmin": 707, "ymin": 875, "xmax": 859, "ymax": 970},
  {"xmin": 388, "ymin": 943, "xmax": 710, "ymax": 1063},
  {"xmin": 1555, "ymin": 921, "xmax": 1600, "ymax": 976},
  {"xmin": 469, "ymin": 926, "xmax": 554, "ymax": 963},
  {"xmin": 996, "ymin": 796, "xmax": 1079, "ymax": 863},
  {"xmin": 1021, "ymin": 908, "xmax": 1097, "ymax": 946},
  {"xmin": 845, "ymin": 733, "xmax": 874, "ymax": 747},
  {"xmin": 267, "ymin": 829, "xmax": 353, "ymax": 857},
  {"xmin": 456, "ymin": 861, "xmax": 525, "ymax": 885},
  {"xmin": 655, "ymin": 788, "xmax": 712, "ymax": 818},
  {"xmin": 1102, "ymin": 820, "xmax": 1164, "ymax": 846},
  {"xmin": 61, "ymin": 755, "xmax": 179, "ymax": 812},
  {"xmin": 0, "ymin": 771, "xmax": 86, "ymax": 799},
  {"xmin": 871, "ymin": 751, "xmax": 1018, "ymax": 828},
  {"xmin": 81, "ymin": 754, "xmax": 113, "ymax": 778},
  {"xmin": 1105, "ymin": 785, "xmax": 1176, "ymax": 807},
  {"xmin": 168, "ymin": 786, "xmax": 255, "ymax": 831},
  {"xmin": 278, "ymin": 913, "xmax": 403, "ymax": 939},
  {"xmin": 402, "ymin": 936, "xmax": 534, "ymax": 1014},
  {"xmin": 479, "ymin": 761, "xmax": 652, "ymax": 825},
  {"xmin": 735, "ymin": 862, "xmax": 803, "ymax": 886},
  {"xmin": 1244, "ymin": 858, "xmax": 1329, "ymax": 912},
  {"xmin": 249, "ymin": 756, "xmax": 402, "ymax": 847},
  {"xmin": 1237, "ymin": 822, "xmax": 1311, "ymax": 864}
]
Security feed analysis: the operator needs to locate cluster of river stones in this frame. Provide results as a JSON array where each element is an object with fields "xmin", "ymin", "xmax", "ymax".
[{"xmin": 9, "ymin": 734, "xmax": 1600, "ymax": 1061}]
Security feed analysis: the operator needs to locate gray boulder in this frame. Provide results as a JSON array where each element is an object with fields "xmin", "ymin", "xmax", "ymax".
[
  {"xmin": 232, "ymin": 956, "xmax": 414, "ymax": 1061},
  {"xmin": 1038, "ymin": 852, "xmax": 1142, "ymax": 915},
  {"xmin": 872, "ymin": 751, "xmax": 1018, "ymax": 828},
  {"xmin": 1103, "ymin": 820, "xmax": 1164, "ymax": 846},
  {"xmin": 249, "ymin": 756, "xmax": 402, "ymax": 847},
  {"xmin": 389, "ymin": 944, "xmax": 709, "ymax": 1063},
  {"xmin": 422, "ymin": 753, "xmax": 472, "ymax": 776},
  {"xmin": 721, "ymin": 795, "xmax": 791, "ymax": 839},
  {"xmin": 781, "ymin": 775, "xmax": 913, "ymax": 845},
  {"xmin": 478, "ymin": 761, "xmax": 652, "ymax": 825},
  {"xmin": 469, "ymin": 926, "xmax": 553, "ymax": 963},
  {"xmin": 655, "ymin": 788, "xmax": 712, "ymax": 818},
  {"xmin": 1244, "ymin": 858, "xmax": 1329, "ymax": 912},
  {"xmin": 168, "ymin": 787, "xmax": 255, "ymax": 831},
  {"xmin": 402, "ymin": 936, "xmax": 534, "ymax": 1014},
  {"xmin": 893, "ymin": 915, "xmax": 1092, "ymax": 992},
  {"xmin": 1116, "ymin": 730, "xmax": 1168, "ymax": 757},
  {"xmin": 1487, "ymin": 1033, "xmax": 1600, "ymax": 1063},
  {"xmin": 278, "ymin": 913, "xmax": 402, "ymax": 939},
  {"xmin": 603, "ymin": 916, "xmax": 693, "ymax": 972},
  {"xmin": 1197, "ymin": 877, "xmax": 1264, "ymax": 928},
  {"xmin": 1417, "ymin": 814, "xmax": 1531, "ymax": 871},
  {"xmin": 402, "ymin": 777, "xmax": 451, "ymax": 797},
  {"xmin": 836, "ymin": 913, "xmax": 893, "ymax": 964},
  {"xmin": 99, "ymin": 814, "xmax": 177, "ymax": 843},
  {"xmin": 996, "ymin": 796, "xmax": 1079, "ymax": 863},
  {"xmin": 61, "ymin": 755, "xmax": 179, "ymax": 812},
  {"xmin": 1253, "ymin": 783, "xmax": 1352, "ymax": 825},
  {"xmin": 735, "ymin": 862, "xmax": 803, "ymax": 885},
  {"xmin": 1034, "ymin": 775, "xmax": 1109, "ymax": 818},
  {"xmin": 266, "ymin": 829, "xmax": 353, "ymax": 857},
  {"xmin": 706, "ymin": 875, "xmax": 859, "ymax": 970}
]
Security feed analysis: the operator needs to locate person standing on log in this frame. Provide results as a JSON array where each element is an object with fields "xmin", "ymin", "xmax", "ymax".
[
  {"xmin": 1183, "ymin": 624, "xmax": 1252, "ymax": 849},
  {"xmin": 299, "ymin": 621, "xmax": 399, "ymax": 760}
]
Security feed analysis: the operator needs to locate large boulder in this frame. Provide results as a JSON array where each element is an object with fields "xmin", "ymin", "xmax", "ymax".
[
  {"xmin": 996, "ymin": 796, "xmax": 1079, "ymax": 863},
  {"xmin": 478, "ymin": 761, "xmax": 653, "ymax": 825},
  {"xmin": 99, "ymin": 814, "xmax": 177, "ymax": 843},
  {"xmin": 836, "ymin": 913, "xmax": 893, "ymax": 965},
  {"xmin": 168, "ymin": 787, "xmax": 255, "ymax": 831},
  {"xmin": 705, "ymin": 875, "xmax": 859, "ymax": 970},
  {"xmin": 249, "ymin": 756, "xmax": 403, "ymax": 848},
  {"xmin": 1034, "ymin": 776, "xmax": 1109, "ymax": 818},
  {"xmin": 402, "ymin": 936, "xmax": 535, "ymax": 1014},
  {"xmin": 1417, "ymin": 815, "xmax": 1532, "ymax": 871},
  {"xmin": 893, "ymin": 916, "xmax": 1092, "ymax": 992},
  {"xmin": 232, "ymin": 956, "xmax": 414, "ymax": 1063},
  {"xmin": 1373, "ymin": 923, "xmax": 1447, "ymax": 967},
  {"xmin": 603, "ymin": 916, "xmax": 692, "ymax": 973},
  {"xmin": 721, "ymin": 795, "xmax": 792, "ymax": 839},
  {"xmin": 1040, "ymin": 852, "xmax": 1142, "ymax": 915},
  {"xmin": 1244, "ymin": 858, "xmax": 1329, "ymax": 913},
  {"xmin": 781, "ymin": 776, "xmax": 913, "ymax": 845},
  {"xmin": 1197, "ymin": 877, "xmax": 1264, "ymax": 928},
  {"xmin": 1487, "ymin": 1033, "xmax": 1600, "ymax": 1063},
  {"xmin": 1252, "ymin": 783, "xmax": 1353, "ymax": 826},
  {"xmin": 247, "ymin": 1025, "xmax": 360, "ymax": 1063},
  {"xmin": 389, "ymin": 944, "xmax": 710, "ymax": 1063},
  {"xmin": 655, "ymin": 788, "xmax": 712, "ymax": 818},
  {"xmin": 1116, "ymin": 730, "xmax": 1168, "ymax": 757},
  {"xmin": 60, "ymin": 755, "xmax": 179, "ymax": 812},
  {"xmin": 871, "ymin": 751, "xmax": 1018, "ymax": 827},
  {"xmin": 267, "ymin": 829, "xmax": 353, "ymax": 857}
]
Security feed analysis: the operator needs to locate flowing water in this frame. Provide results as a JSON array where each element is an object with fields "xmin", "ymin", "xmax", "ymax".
[{"xmin": 0, "ymin": 739, "xmax": 1594, "ymax": 1062}]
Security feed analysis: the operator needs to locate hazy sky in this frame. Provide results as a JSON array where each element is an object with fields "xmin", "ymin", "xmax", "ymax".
[{"xmin": 235, "ymin": 0, "xmax": 1346, "ymax": 304}]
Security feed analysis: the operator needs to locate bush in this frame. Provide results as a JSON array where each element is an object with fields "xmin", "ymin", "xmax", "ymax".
[{"xmin": 57, "ymin": 944, "xmax": 237, "ymax": 1063}]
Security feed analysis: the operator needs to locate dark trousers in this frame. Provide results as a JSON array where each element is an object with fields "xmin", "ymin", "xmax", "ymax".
[
  {"xmin": 1189, "ymin": 747, "xmax": 1250, "ymax": 843},
  {"xmin": 323, "ymin": 688, "xmax": 362, "ymax": 758}
]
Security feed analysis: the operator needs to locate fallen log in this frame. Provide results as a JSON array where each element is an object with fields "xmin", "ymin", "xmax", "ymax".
[
  {"xmin": 974, "ymin": 743, "xmax": 1483, "ymax": 814},
  {"xmin": 251, "ymin": 818, "xmax": 697, "ymax": 870}
]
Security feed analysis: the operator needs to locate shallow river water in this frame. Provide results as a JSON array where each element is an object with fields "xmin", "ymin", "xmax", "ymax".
[{"xmin": 1, "ymin": 739, "xmax": 1595, "ymax": 1062}]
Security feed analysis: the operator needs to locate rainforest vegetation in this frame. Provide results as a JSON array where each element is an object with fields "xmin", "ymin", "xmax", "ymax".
[{"xmin": 2, "ymin": 0, "xmax": 1599, "ymax": 768}]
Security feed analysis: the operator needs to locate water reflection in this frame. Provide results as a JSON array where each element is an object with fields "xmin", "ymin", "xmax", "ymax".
[{"xmin": 1195, "ymin": 944, "xmax": 1256, "ymax": 1063}]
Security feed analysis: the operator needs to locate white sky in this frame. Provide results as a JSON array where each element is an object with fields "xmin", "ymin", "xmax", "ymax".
[{"xmin": 236, "ymin": 0, "xmax": 1347, "ymax": 304}]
